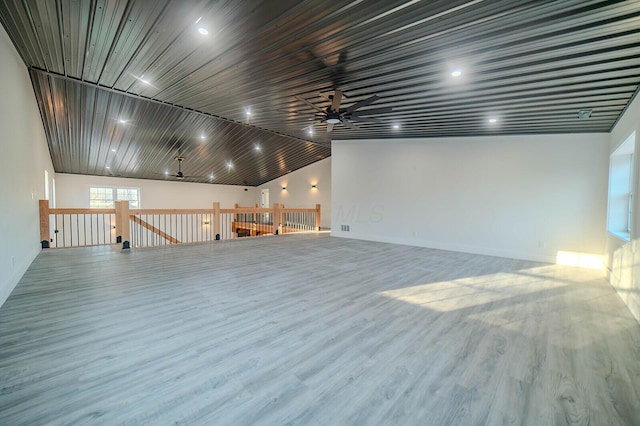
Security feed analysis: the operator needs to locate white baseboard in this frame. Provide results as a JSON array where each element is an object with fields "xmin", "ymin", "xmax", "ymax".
[
  {"xmin": 0, "ymin": 246, "xmax": 40, "ymax": 308},
  {"xmin": 330, "ymin": 231, "xmax": 557, "ymax": 264}
]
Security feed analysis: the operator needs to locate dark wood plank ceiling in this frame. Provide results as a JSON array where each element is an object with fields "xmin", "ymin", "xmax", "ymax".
[{"xmin": 1, "ymin": 0, "xmax": 639, "ymax": 185}]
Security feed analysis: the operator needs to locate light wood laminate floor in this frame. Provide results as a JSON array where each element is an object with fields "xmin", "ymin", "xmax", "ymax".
[{"xmin": 1, "ymin": 234, "xmax": 639, "ymax": 425}]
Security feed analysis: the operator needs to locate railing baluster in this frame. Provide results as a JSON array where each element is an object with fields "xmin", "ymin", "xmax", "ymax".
[{"xmin": 42, "ymin": 204, "xmax": 318, "ymax": 249}]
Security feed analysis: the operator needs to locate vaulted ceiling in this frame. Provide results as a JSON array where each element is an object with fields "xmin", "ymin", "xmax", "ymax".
[{"xmin": 1, "ymin": 0, "xmax": 640, "ymax": 185}]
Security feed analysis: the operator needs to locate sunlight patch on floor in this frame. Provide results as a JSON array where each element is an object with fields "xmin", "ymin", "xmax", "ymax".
[{"xmin": 556, "ymin": 250, "xmax": 604, "ymax": 270}]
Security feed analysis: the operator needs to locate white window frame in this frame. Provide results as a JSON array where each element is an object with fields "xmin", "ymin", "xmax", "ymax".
[
  {"xmin": 44, "ymin": 169, "xmax": 49, "ymax": 200},
  {"xmin": 607, "ymin": 132, "xmax": 635, "ymax": 241},
  {"xmin": 89, "ymin": 186, "xmax": 140, "ymax": 209}
]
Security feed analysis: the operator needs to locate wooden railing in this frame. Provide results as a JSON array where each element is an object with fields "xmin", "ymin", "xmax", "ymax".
[
  {"xmin": 39, "ymin": 200, "xmax": 320, "ymax": 249},
  {"xmin": 39, "ymin": 200, "xmax": 117, "ymax": 248}
]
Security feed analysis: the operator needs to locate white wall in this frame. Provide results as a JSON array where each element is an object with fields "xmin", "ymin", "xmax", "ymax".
[
  {"xmin": 606, "ymin": 92, "xmax": 640, "ymax": 322},
  {"xmin": 56, "ymin": 174, "xmax": 258, "ymax": 209},
  {"xmin": 332, "ymin": 134, "xmax": 609, "ymax": 264},
  {"xmin": 0, "ymin": 25, "xmax": 55, "ymax": 307},
  {"xmin": 258, "ymin": 157, "xmax": 331, "ymax": 229}
]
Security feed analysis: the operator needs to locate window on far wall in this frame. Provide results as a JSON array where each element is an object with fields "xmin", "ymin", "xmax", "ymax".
[
  {"xmin": 607, "ymin": 131, "xmax": 635, "ymax": 241},
  {"xmin": 44, "ymin": 169, "xmax": 49, "ymax": 200},
  {"xmin": 90, "ymin": 186, "xmax": 140, "ymax": 209}
]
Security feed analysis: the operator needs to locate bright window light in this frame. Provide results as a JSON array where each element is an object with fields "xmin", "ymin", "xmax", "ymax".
[
  {"xmin": 90, "ymin": 186, "xmax": 140, "ymax": 209},
  {"xmin": 607, "ymin": 131, "xmax": 635, "ymax": 241}
]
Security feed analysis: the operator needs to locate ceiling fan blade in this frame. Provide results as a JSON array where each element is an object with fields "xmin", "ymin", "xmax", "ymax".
[
  {"xmin": 327, "ymin": 122, "xmax": 335, "ymax": 132},
  {"xmin": 349, "ymin": 116, "xmax": 382, "ymax": 123},
  {"xmin": 349, "ymin": 106, "xmax": 393, "ymax": 116},
  {"xmin": 275, "ymin": 108, "xmax": 304, "ymax": 116},
  {"xmin": 295, "ymin": 96, "xmax": 324, "ymax": 113},
  {"xmin": 344, "ymin": 95, "xmax": 380, "ymax": 114},
  {"xmin": 342, "ymin": 119, "xmax": 359, "ymax": 130},
  {"xmin": 331, "ymin": 51, "xmax": 348, "ymax": 89},
  {"xmin": 331, "ymin": 90, "xmax": 343, "ymax": 112}
]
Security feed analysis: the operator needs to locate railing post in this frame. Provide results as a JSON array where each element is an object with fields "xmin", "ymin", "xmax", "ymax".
[
  {"xmin": 273, "ymin": 203, "xmax": 280, "ymax": 235},
  {"xmin": 39, "ymin": 200, "xmax": 50, "ymax": 248},
  {"xmin": 234, "ymin": 203, "xmax": 239, "ymax": 223},
  {"xmin": 115, "ymin": 201, "xmax": 131, "ymax": 249},
  {"xmin": 254, "ymin": 203, "xmax": 258, "ymax": 223},
  {"xmin": 213, "ymin": 201, "xmax": 221, "ymax": 240},
  {"xmin": 279, "ymin": 204, "xmax": 284, "ymax": 234},
  {"xmin": 315, "ymin": 204, "xmax": 321, "ymax": 231}
]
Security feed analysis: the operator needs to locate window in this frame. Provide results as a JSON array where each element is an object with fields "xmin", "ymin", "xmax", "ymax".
[
  {"xmin": 44, "ymin": 169, "xmax": 49, "ymax": 200},
  {"xmin": 608, "ymin": 132, "xmax": 635, "ymax": 241},
  {"xmin": 90, "ymin": 186, "xmax": 140, "ymax": 209}
]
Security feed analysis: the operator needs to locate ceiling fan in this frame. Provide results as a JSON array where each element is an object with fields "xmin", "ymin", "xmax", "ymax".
[
  {"xmin": 296, "ymin": 90, "xmax": 392, "ymax": 132},
  {"xmin": 166, "ymin": 152, "xmax": 208, "ymax": 181},
  {"xmin": 173, "ymin": 155, "xmax": 187, "ymax": 179}
]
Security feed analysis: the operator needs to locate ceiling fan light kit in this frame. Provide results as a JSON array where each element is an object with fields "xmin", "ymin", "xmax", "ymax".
[{"xmin": 296, "ymin": 90, "xmax": 392, "ymax": 133}]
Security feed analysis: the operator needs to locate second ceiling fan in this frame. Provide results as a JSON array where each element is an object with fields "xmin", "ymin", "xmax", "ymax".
[
  {"xmin": 296, "ymin": 90, "xmax": 392, "ymax": 132},
  {"xmin": 166, "ymin": 152, "xmax": 207, "ymax": 181}
]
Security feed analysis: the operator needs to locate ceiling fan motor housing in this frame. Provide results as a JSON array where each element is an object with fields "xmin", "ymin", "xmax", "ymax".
[{"xmin": 326, "ymin": 110, "xmax": 341, "ymax": 124}]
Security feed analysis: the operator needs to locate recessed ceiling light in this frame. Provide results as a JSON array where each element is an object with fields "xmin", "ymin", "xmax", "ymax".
[
  {"xmin": 451, "ymin": 70, "xmax": 462, "ymax": 77},
  {"xmin": 137, "ymin": 74, "xmax": 150, "ymax": 85},
  {"xmin": 105, "ymin": 166, "xmax": 110, "ymax": 169},
  {"xmin": 209, "ymin": 174, "xmax": 214, "ymax": 180},
  {"xmin": 118, "ymin": 119, "xmax": 127, "ymax": 124},
  {"xmin": 488, "ymin": 118, "xmax": 498, "ymax": 124},
  {"xmin": 308, "ymin": 128, "xmax": 313, "ymax": 136},
  {"xmin": 199, "ymin": 134, "xmax": 206, "ymax": 140},
  {"xmin": 164, "ymin": 171, "xmax": 169, "ymax": 175},
  {"xmin": 255, "ymin": 144, "xmax": 260, "ymax": 151},
  {"xmin": 195, "ymin": 16, "xmax": 202, "ymax": 24},
  {"xmin": 246, "ymin": 109, "xmax": 252, "ymax": 116},
  {"xmin": 392, "ymin": 124, "xmax": 400, "ymax": 130},
  {"xmin": 111, "ymin": 148, "xmax": 116, "ymax": 152},
  {"xmin": 227, "ymin": 162, "xmax": 233, "ymax": 169},
  {"xmin": 198, "ymin": 27, "xmax": 209, "ymax": 35}
]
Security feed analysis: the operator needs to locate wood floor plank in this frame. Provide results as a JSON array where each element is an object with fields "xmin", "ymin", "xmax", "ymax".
[{"xmin": 1, "ymin": 233, "xmax": 639, "ymax": 425}]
